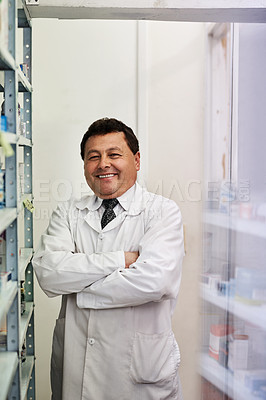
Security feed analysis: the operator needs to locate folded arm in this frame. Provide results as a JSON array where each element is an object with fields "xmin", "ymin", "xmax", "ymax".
[
  {"xmin": 32, "ymin": 203, "xmax": 125, "ymax": 298},
  {"xmin": 77, "ymin": 200, "xmax": 184, "ymax": 309}
]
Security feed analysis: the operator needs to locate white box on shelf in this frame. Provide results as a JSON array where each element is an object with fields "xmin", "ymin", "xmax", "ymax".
[{"xmin": 228, "ymin": 334, "xmax": 249, "ymax": 371}]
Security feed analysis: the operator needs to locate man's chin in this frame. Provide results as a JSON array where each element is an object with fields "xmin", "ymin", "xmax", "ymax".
[{"xmin": 98, "ymin": 186, "xmax": 118, "ymax": 199}]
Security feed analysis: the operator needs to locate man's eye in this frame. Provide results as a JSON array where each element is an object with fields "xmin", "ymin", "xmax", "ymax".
[
  {"xmin": 88, "ymin": 155, "xmax": 99, "ymax": 160},
  {"xmin": 110, "ymin": 153, "xmax": 121, "ymax": 158}
]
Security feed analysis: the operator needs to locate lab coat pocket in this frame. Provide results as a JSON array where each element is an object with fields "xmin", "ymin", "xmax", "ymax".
[
  {"xmin": 51, "ymin": 318, "xmax": 65, "ymax": 400},
  {"xmin": 130, "ymin": 330, "xmax": 180, "ymax": 385}
]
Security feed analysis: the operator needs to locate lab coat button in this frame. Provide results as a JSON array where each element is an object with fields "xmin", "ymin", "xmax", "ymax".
[
  {"xmin": 99, "ymin": 233, "xmax": 104, "ymax": 240},
  {"xmin": 89, "ymin": 338, "xmax": 95, "ymax": 345}
]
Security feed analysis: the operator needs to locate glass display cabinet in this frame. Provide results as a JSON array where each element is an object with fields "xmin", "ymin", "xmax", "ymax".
[{"xmin": 200, "ymin": 22, "xmax": 266, "ymax": 400}]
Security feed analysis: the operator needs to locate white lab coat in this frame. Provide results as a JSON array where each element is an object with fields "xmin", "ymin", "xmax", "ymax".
[{"xmin": 33, "ymin": 183, "xmax": 184, "ymax": 400}]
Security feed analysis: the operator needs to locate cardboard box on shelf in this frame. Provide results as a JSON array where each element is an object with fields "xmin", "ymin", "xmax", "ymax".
[{"xmin": 209, "ymin": 324, "xmax": 234, "ymax": 362}]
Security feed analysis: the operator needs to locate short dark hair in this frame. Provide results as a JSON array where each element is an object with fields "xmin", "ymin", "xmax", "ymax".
[{"xmin": 80, "ymin": 117, "xmax": 139, "ymax": 160}]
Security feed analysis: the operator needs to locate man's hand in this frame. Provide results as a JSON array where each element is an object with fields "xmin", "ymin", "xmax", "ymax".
[{"xmin": 124, "ymin": 251, "xmax": 139, "ymax": 269}]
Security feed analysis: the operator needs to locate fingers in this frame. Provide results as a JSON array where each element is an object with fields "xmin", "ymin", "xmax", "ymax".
[{"xmin": 124, "ymin": 251, "xmax": 139, "ymax": 268}]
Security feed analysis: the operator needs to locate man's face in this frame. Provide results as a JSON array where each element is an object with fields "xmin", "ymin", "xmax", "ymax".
[{"xmin": 84, "ymin": 131, "xmax": 140, "ymax": 199}]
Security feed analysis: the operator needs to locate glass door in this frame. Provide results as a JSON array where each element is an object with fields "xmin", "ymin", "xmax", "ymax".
[{"xmin": 200, "ymin": 22, "xmax": 266, "ymax": 400}]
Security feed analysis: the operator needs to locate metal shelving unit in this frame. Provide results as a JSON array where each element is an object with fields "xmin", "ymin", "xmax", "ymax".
[
  {"xmin": 0, "ymin": 352, "xmax": 18, "ymax": 400},
  {"xmin": 0, "ymin": 0, "xmax": 35, "ymax": 398}
]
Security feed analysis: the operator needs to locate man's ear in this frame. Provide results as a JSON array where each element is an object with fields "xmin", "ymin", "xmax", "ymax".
[{"xmin": 135, "ymin": 152, "xmax": 140, "ymax": 171}]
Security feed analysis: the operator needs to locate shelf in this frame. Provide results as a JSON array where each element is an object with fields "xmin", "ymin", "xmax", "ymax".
[
  {"xmin": 20, "ymin": 302, "xmax": 34, "ymax": 349},
  {"xmin": 204, "ymin": 211, "xmax": 266, "ymax": 238},
  {"xmin": 19, "ymin": 248, "xmax": 33, "ymax": 277},
  {"xmin": 1, "ymin": 0, "xmax": 35, "ymax": 397},
  {"xmin": 18, "ymin": 135, "xmax": 32, "ymax": 147},
  {"xmin": 0, "ymin": 208, "xmax": 17, "ymax": 234},
  {"xmin": 0, "ymin": 282, "xmax": 18, "ymax": 327},
  {"xmin": 201, "ymin": 284, "xmax": 266, "ymax": 330},
  {"xmin": 18, "ymin": 0, "xmax": 32, "ymax": 28},
  {"xmin": 200, "ymin": 352, "xmax": 261, "ymax": 400},
  {"xmin": 0, "ymin": 131, "xmax": 32, "ymax": 147},
  {"xmin": 21, "ymin": 355, "xmax": 34, "ymax": 400},
  {"xmin": 0, "ymin": 47, "xmax": 16, "ymax": 71},
  {"xmin": 201, "ymin": 283, "xmax": 228, "ymax": 309},
  {"xmin": 18, "ymin": 69, "xmax": 32, "ymax": 93},
  {"xmin": 23, "ymin": 0, "xmax": 266, "ymax": 23},
  {"xmin": 0, "ymin": 54, "xmax": 32, "ymax": 94},
  {"xmin": 0, "ymin": 352, "xmax": 18, "ymax": 400}
]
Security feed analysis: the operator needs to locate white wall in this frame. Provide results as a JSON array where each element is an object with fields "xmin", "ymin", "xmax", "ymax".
[
  {"xmin": 32, "ymin": 19, "xmax": 138, "ymax": 399},
  {"xmin": 146, "ymin": 21, "xmax": 205, "ymax": 400},
  {"xmin": 32, "ymin": 18, "xmax": 204, "ymax": 400}
]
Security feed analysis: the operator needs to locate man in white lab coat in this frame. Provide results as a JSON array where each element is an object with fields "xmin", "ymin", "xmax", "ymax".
[{"xmin": 33, "ymin": 117, "xmax": 184, "ymax": 400}]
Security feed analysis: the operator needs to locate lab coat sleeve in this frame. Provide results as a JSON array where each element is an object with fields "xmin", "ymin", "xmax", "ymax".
[
  {"xmin": 32, "ymin": 202, "xmax": 125, "ymax": 298},
  {"xmin": 76, "ymin": 198, "xmax": 184, "ymax": 309}
]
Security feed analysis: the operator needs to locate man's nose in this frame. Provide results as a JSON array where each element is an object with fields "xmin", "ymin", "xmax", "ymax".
[{"xmin": 98, "ymin": 155, "xmax": 110, "ymax": 169}]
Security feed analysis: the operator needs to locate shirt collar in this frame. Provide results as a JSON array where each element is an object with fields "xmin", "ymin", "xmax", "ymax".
[
  {"xmin": 76, "ymin": 182, "xmax": 147, "ymax": 215},
  {"xmin": 116, "ymin": 183, "xmax": 136, "ymax": 211}
]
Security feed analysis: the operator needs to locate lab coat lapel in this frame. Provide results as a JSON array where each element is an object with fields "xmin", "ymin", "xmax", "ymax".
[
  {"xmin": 101, "ymin": 212, "xmax": 127, "ymax": 232},
  {"xmin": 83, "ymin": 210, "xmax": 101, "ymax": 233},
  {"xmin": 76, "ymin": 194, "xmax": 102, "ymax": 233}
]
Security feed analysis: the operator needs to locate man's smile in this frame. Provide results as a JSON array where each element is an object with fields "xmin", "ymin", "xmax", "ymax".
[{"xmin": 96, "ymin": 173, "xmax": 118, "ymax": 179}]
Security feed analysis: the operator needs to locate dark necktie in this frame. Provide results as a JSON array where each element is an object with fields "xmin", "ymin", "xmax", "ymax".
[{"xmin": 101, "ymin": 198, "xmax": 119, "ymax": 229}]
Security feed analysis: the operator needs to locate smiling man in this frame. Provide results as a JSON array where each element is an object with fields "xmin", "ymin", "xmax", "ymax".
[
  {"xmin": 82, "ymin": 128, "xmax": 140, "ymax": 199},
  {"xmin": 33, "ymin": 117, "xmax": 184, "ymax": 400}
]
